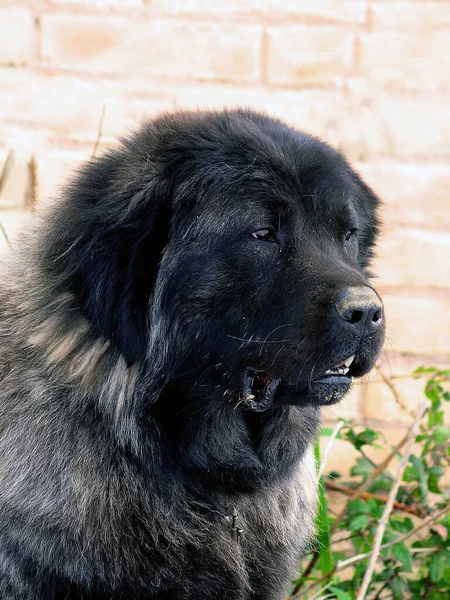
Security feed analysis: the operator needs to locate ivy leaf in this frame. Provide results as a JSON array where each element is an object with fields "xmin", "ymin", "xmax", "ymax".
[
  {"xmin": 429, "ymin": 409, "xmax": 444, "ymax": 428},
  {"xmin": 408, "ymin": 455, "xmax": 428, "ymax": 500},
  {"xmin": 350, "ymin": 457, "xmax": 374, "ymax": 480},
  {"xmin": 428, "ymin": 472, "xmax": 442, "ymax": 494},
  {"xmin": 353, "ymin": 429, "xmax": 379, "ymax": 450},
  {"xmin": 433, "ymin": 426, "xmax": 450, "ymax": 443},
  {"xmin": 392, "ymin": 542, "xmax": 412, "ymax": 572},
  {"xmin": 430, "ymin": 551, "xmax": 446, "ymax": 582},
  {"xmin": 390, "ymin": 516, "xmax": 414, "ymax": 533},
  {"xmin": 392, "ymin": 576, "xmax": 406, "ymax": 600},
  {"xmin": 349, "ymin": 514, "xmax": 370, "ymax": 531},
  {"xmin": 329, "ymin": 586, "xmax": 354, "ymax": 600},
  {"xmin": 347, "ymin": 499, "xmax": 370, "ymax": 518}
]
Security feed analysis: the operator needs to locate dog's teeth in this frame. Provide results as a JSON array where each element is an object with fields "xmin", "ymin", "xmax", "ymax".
[
  {"xmin": 325, "ymin": 366, "xmax": 350, "ymax": 376},
  {"xmin": 343, "ymin": 355, "xmax": 355, "ymax": 368}
]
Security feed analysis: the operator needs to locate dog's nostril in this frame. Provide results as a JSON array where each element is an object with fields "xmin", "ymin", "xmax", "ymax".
[
  {"xmin": 347, "ymin": 310, "xmax": 363, "ymax": 324},
  {"xmin": 372, "ymin": 308, "xmax": 382, "ymax": 323}
]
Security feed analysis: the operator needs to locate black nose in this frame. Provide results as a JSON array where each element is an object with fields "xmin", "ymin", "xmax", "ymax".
[{"xmin": 334, "ymin": 286, "xmax": 383, "ymax": 336}]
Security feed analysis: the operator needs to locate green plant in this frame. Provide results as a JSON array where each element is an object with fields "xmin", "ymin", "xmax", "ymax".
[{"xmin": 290, "ymin": 367, "xmax": 450, "ymax": 600}]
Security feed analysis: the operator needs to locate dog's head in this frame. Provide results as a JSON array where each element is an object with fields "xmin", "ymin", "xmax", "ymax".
[{"xmin": 42, "ymin": 109, "xmax": 384, "ymax": 413}]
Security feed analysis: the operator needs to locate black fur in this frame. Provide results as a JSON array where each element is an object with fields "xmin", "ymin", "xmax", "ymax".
[{"xmin": 0, "ymin": 109, "xmax": 384, "ymax": 599}]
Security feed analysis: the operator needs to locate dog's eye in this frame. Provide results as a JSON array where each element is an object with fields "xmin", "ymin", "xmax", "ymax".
[
  {"xmin": 251, "ymin": 228, "xmax": 277, "ymax": 243},
  {"xmin": 344, "ymin": 228, "xmax": 358, "ymax": 242}
]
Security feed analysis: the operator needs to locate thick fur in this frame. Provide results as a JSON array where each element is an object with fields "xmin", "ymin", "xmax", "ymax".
[{"xmin": 0, "ymin": 109, "xmax": 384, "ymax": 599}]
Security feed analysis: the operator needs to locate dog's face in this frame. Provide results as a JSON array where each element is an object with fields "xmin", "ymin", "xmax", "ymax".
[
  {"xmin": 158, "ymin": 116, "xmax": 384, "ymax": 411},
  {"xmin": 45, "ymin": 110, "xmax": 384, "ymax": 413}
]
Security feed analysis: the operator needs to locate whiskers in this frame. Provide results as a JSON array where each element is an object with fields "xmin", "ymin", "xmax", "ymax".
[{"xmin": 227, "ymin": 324, "xmax": 292, "ymax": 355}]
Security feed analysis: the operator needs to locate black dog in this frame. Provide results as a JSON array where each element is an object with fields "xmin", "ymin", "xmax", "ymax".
[{"xmin": 0, "ymin": 109, "xmax": 384, "ymax": 599}]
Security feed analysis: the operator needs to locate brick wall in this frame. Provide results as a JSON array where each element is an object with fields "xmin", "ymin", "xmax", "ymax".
[{"xmin": 0, "ymin": 0, "xmax": 449, "ymax": 440}]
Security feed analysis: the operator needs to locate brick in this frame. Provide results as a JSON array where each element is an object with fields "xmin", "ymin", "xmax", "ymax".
[
  {"xmin": 266, "ymin": 89, "xmax": 342, "ymax": 140},
  {"xmin": 0, "ymin": 70, "xmax": 171, "ymax": 141},
  {"xmin": 268, "ymin": 0, "xmax": 367, "ymax": 24},
  {"xmin": 50, "ymin": 0, "xmax": 142, "ymax": 5},
  {"xmin": 267, "ymin": 26, "xmax": 354, "ymax": 85},
  {"xmin": 41, "ymin": 15, "xmax": 262, "ymax": 82},
  {"xmin": 381, "ymin": 292, "xmax": 450, "ymax": 355},
  {"xmin": 355, "ymin": 163, "xmax": 450, "ymax": 229},
  {"xmin": 377, "ymin": 95, "xmax": 450, "ymax": 158},
  {"xmin": 0, "ymin": 9, "xmax": 34, "ymax": 65},
  {"xmin": 357, "ymin": 32, "xmax": 450, "ymax": 92},
  {"xmin": 174, "ymin": 84, "xmax": 270, "ymax": 112},
  {"xmin": 370, "ymin": 2, "xmax": 450, "ymax": 30},
  {"xmin": 343, "ymin": 82, "xmax": 450, "ymax": 158},
  {"xmin": 374, "ymin": 229, "xmax": 450, "ymax": 289},
  {"xmin": 162, "ymin": 0, "xmax": 262, "ymax": 15},
  {"xmin": 365, "ymin": 377, "xmax": 426, "ymax": 424}
]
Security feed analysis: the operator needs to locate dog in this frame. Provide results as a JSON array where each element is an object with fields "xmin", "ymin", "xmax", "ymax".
[{"xmin": 0, "ymin": 109, "xmax": 384, "ymax": 599}]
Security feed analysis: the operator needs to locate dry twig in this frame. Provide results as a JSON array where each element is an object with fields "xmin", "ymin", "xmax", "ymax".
[
  {"xmin": 26, "ymin": 154, "xmax": 38, "ymax": 212},
  {"xmin": 336, "ymin": 503, "xmax": 450, "ymax": 572},
  {"xmin": 325, "ymin": 480, "xmax": 421, "ymax": 516},
  {"xmin": 355, "ymin": 398, "xmax": 429, "ymax": 600},
  {"xmin": 92, "ymin": 106, "xmax": 106, "ymax": 158}
]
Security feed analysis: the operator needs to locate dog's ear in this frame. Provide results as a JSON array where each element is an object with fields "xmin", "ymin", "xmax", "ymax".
[
  {"xmin": 349, "ymin": 168, "xmax": 381, "ymax": 269},
  {"xmin": 45, "ymin": 148, "xmax": 171, "ymax": 365}
]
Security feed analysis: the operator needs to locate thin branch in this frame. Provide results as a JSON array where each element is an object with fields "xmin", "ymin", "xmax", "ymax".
[
  {"xmin": 92, "ymin": 106, "xmax": 106, "ymax": 158},
  {"xmin": 355, "ymin": 398, "xmax": 429, "ymax": 600},
  {"xmin": 336, "ymin": 504, "xmax": 450, "ymax": 571},
  {"xmin": 296, "ymin": 503, "xmax": 450, "ymax": 599},
  {"xmin": 330, "ymin": 418, "xmax": 420, "ymax": 535},
  {"xmin": 292, "ymin": 421, "xmax": 416, "ymax": 595},
  {"xmin": 318, "ymin": 420, "xmax": 345, "ymax": 478},
  {"xmin": 378, "ymin": 369, "xmax": 415, "ymax": 418},
  {"xmin": 325, "ymin": 481, "xmax": 421, "ymax": 516}
]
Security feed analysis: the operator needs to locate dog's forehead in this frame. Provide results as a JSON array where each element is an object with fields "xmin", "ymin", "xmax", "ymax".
[{"xmin": 192, "ymin": 155, "xmax": 355, "ymax": 228}]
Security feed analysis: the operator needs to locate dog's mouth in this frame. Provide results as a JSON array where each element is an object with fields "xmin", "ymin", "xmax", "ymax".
[
  {"xmin": 241, "ymin": 354, "xmax": 356, "ymax": 411},
  {"xmin": 242, "ymin": 368, "xmax": 281, "ymax": 412},
  {"xmin": 313, "ymin": 354, "xmax": 355, "ymax": 385}
]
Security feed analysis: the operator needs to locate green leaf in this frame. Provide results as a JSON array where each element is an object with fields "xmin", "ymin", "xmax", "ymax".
[
  {"xmin": 433, "ymin": 426, "xmax": 450, "ymax": 443},
  {"xmin": 428, "ymin": 472, "xmax": 442, "ymax": 494},
  {"xmin": 408, "ymin": 455, "xmax": 428, "ymax": 500},
  {"xmin": 353, "ymin": 429, "xmax": 379, "ymax": 450},
  {"xmin": 350, "ymin": 457, "xmax": 374, "ymax": 479},
  {"xmin": 329, "ymin": 586, "xmax": 354, "ymax": 600},
  {"xmin": 430, "ymin": 551, "xmax": 446, "ymax": 583},
  {"xmin": 391, "ymin": 542, "xmax": 412, "ymax": 572},
  {"xmin": 392, "ymin": 576, "xmax": 406, "ymax": 600},
  {"xmin": 347, "ymin": 499, "xmax": 370, "ymax": 518},
  {"xmin": 390, "ymin": 516, "xmax": 414, "ymax": 533},
  {"xmin": 413, "ymin": 366, "xmax": 436, "ymax": 375},
  {"xmin": 429, "ymin": 409, "xmax": 444, "ymax": 428},
  {"xmin": 425, "ymin": 381, "xmax": 442, "ymax": 407},
  {"xmin": 349, "ymin": 514, "xmax": 370, "ymax": 531}
]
